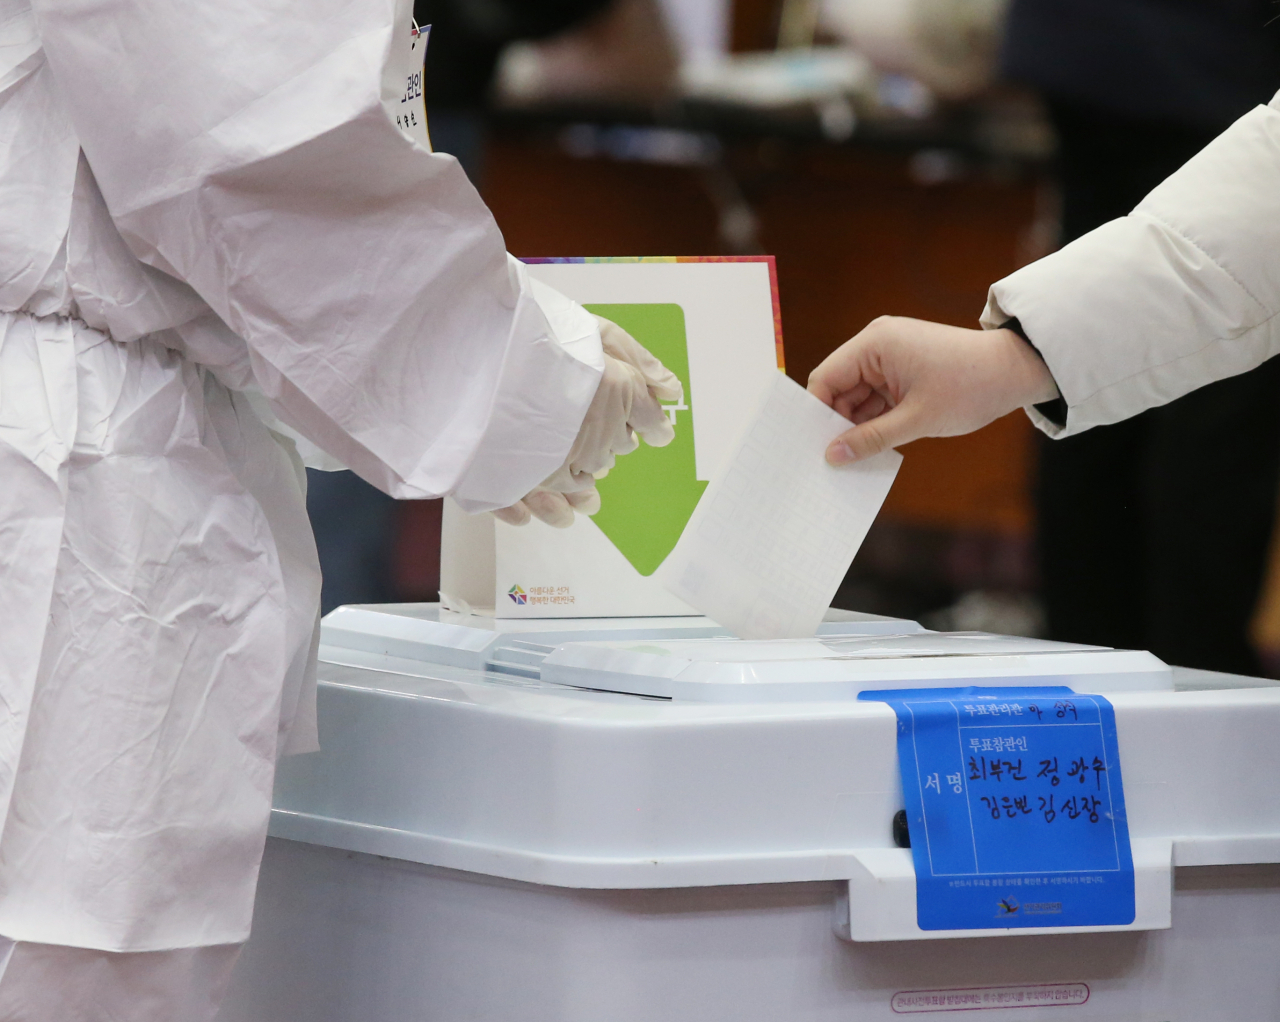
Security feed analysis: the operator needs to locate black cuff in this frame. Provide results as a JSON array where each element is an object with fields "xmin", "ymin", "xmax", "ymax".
[{"xmin": 1001, "ymin": 317, "xmax": 1067, "ymax": 429}]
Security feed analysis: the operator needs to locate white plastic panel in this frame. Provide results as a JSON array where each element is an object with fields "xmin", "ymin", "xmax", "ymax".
[
  {"xmin": 318, "ymin": 603, "xmax": 925, "ymax": 676},
  {"xmin": 836, "ymin": 839, "xmax": 1173, "ymax": 942},
  {"xmin": 272, "ymin": 660, "xmax": 1280, "ymax": 898},
  {"xmin": 221, "ymin": 840, "xmax": 1280, "ymax": 1022},
  {"xmin": 539, "ymin": 632, "xmax": 1173, "ymax": 701},
  {"xmin": 270, "ymin": 608, "xmax": 1269, "ymax": 949}
]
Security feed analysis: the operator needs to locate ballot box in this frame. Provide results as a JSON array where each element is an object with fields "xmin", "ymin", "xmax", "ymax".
[{"xmin": 217, "ymin": 604, "xmax": 1280, "ymax": 1022}]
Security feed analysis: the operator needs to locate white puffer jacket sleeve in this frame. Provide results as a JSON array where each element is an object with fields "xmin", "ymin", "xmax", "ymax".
[{"xmin": 982, "ymin": 92, "xmax": 1280, "ymax": 437}]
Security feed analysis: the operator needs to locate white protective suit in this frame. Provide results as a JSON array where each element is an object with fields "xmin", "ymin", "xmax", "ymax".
[
  {"xmin": 983, "ymin": 90, "xmax": 1280, "ymax": 437},
  {"xmin": 0, "ymin": 0, "xmax": 607, "ymax": 1011}
]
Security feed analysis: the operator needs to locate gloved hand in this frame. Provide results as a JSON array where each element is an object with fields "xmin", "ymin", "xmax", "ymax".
[
  {"xmin": 808, "ymin": 316, "xmax": 1060, "ymax": 464},
  {"xmin": 494, "ymin": 316, "xmax": 683, "ymax": 528}
]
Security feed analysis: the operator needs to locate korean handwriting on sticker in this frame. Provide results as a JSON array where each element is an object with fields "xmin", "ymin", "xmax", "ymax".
[
  {"xmin": 1026, "ymin": 700, "xmax": 1077, "ymax": 721},
  {"xmin": 1062, "ymin": 755, "xmax": 1108, "ymax": 790},
  {"xmin": 980, "ymin": 795, "xmax": 1034, "ymax": 820},
  {"xmin": 969, "ymin": 756, "xmax": 1027, "ymax": 782},
  {"xmin": 970, "ymin": 752, "xmax": 1108, "ymax": 825},
  {"xmin": 974, "ymin": 792, "xmax": 1106, "ymax": 825}
]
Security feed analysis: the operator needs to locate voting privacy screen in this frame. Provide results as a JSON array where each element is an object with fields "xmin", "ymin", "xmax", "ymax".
[{"xmin": 861, "ymin": 687, "xmax": 1135, "ymax": 931}]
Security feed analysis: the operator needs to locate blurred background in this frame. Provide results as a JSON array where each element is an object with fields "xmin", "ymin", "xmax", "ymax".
[{"xmin": 309, "ymin": 0, "xmax": 1280, "ymax": 676}]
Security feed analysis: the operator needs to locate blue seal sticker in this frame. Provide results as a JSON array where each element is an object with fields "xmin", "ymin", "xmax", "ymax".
[{"xmin": 859, "ymin": 687, "xmax": 1134, "ymax": 931}]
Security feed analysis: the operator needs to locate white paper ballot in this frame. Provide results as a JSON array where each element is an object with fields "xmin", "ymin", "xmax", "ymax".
[{"xmin": 656, "ymin": 373, "xmax": 902, "ymax": 640}]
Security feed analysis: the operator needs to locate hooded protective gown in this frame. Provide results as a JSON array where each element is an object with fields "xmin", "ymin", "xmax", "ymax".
[{"xmin": 0, "ymin": 0, "xmax": 603, "ymax": 959}]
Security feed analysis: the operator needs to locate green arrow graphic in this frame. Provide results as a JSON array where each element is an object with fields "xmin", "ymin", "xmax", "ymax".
[{"xmin": 585, "ymin": 303, "xmax": 707, "ymax": 576}]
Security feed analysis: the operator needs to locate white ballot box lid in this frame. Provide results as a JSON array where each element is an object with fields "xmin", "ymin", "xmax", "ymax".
[
  {"xmin": 539, "ymin": 632, "xmax": 1171, "ymax": 701},
  {"xmin": 317, "ymin": 602, "xmax": 923, "ymax": 679}
]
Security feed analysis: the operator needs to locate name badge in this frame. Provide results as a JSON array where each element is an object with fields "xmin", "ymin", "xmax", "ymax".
[{"xmin": 386, "ymin": 20, "xmax": 431, "ymax": 149}]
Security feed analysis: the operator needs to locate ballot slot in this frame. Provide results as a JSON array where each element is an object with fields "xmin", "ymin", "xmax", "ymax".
[{"xmin": 485, "ymin": 640, "xmax": 558, "ymax": 679}]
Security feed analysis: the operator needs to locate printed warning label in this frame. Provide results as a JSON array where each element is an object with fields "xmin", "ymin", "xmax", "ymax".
[{"xmin": 891, "ymin": 983, "xmax": 1090, "ymax": 1013}]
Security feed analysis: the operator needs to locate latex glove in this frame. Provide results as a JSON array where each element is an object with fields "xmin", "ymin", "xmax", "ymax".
[
  {"xmin": 492, "ymin": 487, "xmax": 600, "ymax": 528},
  {"xmin": 807, "ymin": 316, "xmax": 1059, "ymax": 465},
  {"xmin": 495, "ymin": 317, "xmax": 683, "ymax": 528}
]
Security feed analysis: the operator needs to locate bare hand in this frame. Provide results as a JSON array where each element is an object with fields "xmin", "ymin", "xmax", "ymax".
[{"xmin": 807, "ymin": 317, "xmax": 1060, "ymax": 464}]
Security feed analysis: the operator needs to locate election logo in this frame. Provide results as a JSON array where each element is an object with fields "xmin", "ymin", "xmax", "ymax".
[{"xmin": 508, "ymin": 585, "xmax": 527, "ymax": 606}]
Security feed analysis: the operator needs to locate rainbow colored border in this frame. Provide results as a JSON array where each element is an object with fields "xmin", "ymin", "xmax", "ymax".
[{"xmin": 522, "ymin": 255, "xmax": 785, "ymax": 371}]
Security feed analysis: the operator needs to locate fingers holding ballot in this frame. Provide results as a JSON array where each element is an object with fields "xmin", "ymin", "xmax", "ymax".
[
  {"xmin": 807, "ymin": 316, "xmax": 1061, "ymax": 464},
  {"xmin": 495, "ymin": 315, "xmax": 684, "ymax": 528}
]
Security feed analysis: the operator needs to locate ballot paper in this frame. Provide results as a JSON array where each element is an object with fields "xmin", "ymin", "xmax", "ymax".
[{"xmin": 656, "ymin": 372, "xmax": 901, "ymax": 640}]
